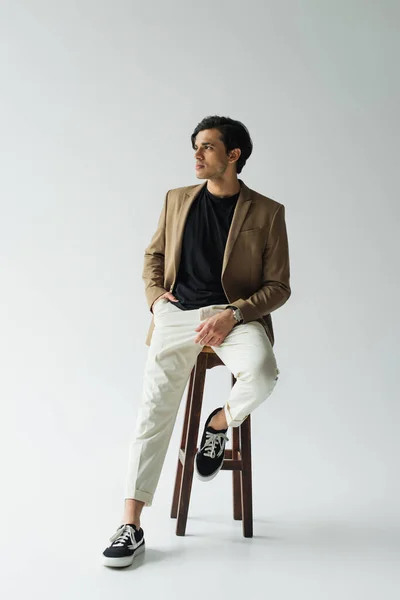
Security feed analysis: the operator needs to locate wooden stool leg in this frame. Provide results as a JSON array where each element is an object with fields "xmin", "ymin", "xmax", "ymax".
[
  {"xmin": 231, "ymin": 374, "xmax": 242, "ymax": 520},
  {"xmin": 240, "ymin": 414, "xmax": 253, "ymax": 537},
  {"xmin": 171, "ymin": 369, "xmax": 195, "ymax": 518},
  {"xmin": 232, "ymin": 425, "xmax": 242, "ymax": 520},
  {"xmin": 176, "ymin": 352, "xmax": 207, "ymax": 536}
]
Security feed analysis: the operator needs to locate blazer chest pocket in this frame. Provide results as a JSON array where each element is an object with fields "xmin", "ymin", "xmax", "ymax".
[
  {"xmin": 234, "ymin": 228, "xmax": 264, "ymax": 279},
  {"xmin": 238, "ymin": 227, "xmax": 259, "ymax": 234},
  {"xmin": 236, "ymin": 227, "xmax": 264, "ymax": 247}
]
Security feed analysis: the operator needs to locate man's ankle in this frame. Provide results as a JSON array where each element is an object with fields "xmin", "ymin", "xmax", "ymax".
[
  {"xmin": 123, "ymin": 520, "xmax": 141, "ymax": 529},
  {"xmin": 209, "ymin": 408, "xmax": 228, "ymax": 430}
]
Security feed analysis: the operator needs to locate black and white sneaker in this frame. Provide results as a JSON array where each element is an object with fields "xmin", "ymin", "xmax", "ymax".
[
  {"xmin": 195, "ymin": 407, "xmax": 229, "ymax": 482},
  {"xmin": 102, "ymin": 523, "xmax": 145, "ymax": 568}
]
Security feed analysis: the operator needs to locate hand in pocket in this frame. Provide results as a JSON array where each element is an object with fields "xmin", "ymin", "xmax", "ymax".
[{"xmin": 152, "ymin": 291, "xmax": 178, "ymax": 312}]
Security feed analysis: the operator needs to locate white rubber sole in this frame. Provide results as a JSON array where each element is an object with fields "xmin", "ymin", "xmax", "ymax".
[
  {"xmin": 102, "ymin": 541, "xmax": 145, "ymax": 568},
  {"xmin": 194, "ymin": 455, "xmax": 224, "ymax": 482}
]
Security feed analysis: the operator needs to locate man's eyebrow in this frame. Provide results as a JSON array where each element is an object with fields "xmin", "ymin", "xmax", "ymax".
[{"xmin": 194, "ymin": 141, "xmax": 215, "ymax": 146}]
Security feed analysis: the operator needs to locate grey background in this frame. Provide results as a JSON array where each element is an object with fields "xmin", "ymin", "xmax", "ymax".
[{"xmin": 1, "ymin": 0, "xmax": 399, "ymax": 598}]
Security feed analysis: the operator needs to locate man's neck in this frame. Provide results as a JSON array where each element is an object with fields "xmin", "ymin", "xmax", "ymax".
[{"xmin": 206, "ymin": 178, "xmax": 241, "ymax": 198}]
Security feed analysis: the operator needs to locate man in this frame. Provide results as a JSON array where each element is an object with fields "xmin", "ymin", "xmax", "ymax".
[{"xmin": 102, "ymin": 115, "xmax": 291, "ymax": 567}]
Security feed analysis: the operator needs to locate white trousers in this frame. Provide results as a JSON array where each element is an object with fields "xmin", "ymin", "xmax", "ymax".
[{"xmin": 124, "ymin": 299, "xmax": 280, "ymax": 506}]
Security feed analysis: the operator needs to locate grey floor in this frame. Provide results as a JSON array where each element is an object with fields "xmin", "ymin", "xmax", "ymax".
[{"xmin": 2, "ymin": 452, "xmax": 399, "ymax": 600}]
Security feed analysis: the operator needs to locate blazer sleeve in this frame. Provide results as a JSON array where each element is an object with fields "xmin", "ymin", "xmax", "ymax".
[
  {"xmin": 231, "ymin": 203, "xmax": 291, "ymax": 322},
  {"xmin": 142, "ymin": 190, "xmax": 170, "ymax": 313}
]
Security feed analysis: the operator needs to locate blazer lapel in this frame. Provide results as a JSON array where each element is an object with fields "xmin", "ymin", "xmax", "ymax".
[
  {"xmin": 221, "ymin": 180, "xmax": 252, "ymax": 277},
  {"xmin": 172, "ymin": 179, "xmax": 252, "ymax": 284}
]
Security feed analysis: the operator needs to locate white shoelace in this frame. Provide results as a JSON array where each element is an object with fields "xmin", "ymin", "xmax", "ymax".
[
  {"xmin": 109, "ymin": 525, "xmax": 134, "ymax": 546},
  {"xmin": 201, "ymin": 430, "xmax": 229, "ymax": 459}
]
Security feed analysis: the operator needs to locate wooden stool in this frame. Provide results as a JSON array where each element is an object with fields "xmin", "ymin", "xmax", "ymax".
[{"xmin": 170, "ymin": 345, "xmax": 253, "ymax": 537}]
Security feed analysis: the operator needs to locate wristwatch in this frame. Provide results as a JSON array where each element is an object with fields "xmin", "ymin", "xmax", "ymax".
[{"xmin": 226, "ymin": 305, "xmax": 243, "ymax": 325}]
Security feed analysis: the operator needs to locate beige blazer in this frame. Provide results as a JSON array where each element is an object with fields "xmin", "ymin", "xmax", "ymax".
[{"xmin": 142, "ymin": 178, "xmax": 291, "ymax": 348}]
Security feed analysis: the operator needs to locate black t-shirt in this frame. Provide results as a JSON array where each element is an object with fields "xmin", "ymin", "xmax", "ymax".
[{"xmin": 171, "ymin": 182, "xmax": 241, "ymax": 310}]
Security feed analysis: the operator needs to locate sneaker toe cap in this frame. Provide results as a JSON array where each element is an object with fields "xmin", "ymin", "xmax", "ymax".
[
  {"xmin": 196, "ymin": 453, "xmax": 222, "ymax": 476},
  {"xmin": 103, "ymin": 546, "xmax": 132, "ymax": 558}
]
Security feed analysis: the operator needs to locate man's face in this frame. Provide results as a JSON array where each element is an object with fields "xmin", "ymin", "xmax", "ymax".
[{"xmin": 193, "ymin": 129, "xmax": 239, "ymax": 180}]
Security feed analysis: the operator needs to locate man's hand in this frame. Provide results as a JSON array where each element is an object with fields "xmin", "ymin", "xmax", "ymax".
[
  {"xmin": 194, "ymin": 308, "xmax": 236, "ymax": 346},
  {"xmin": 151, "ymin": 292, "xmax": 179, "ymax": 312}
]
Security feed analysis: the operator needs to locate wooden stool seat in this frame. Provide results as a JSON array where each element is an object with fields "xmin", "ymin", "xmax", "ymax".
[{"xmin": 170, "ymin": 345, "xmax": 253, "ymax": 537}]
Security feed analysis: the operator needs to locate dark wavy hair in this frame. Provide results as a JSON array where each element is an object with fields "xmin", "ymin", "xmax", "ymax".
[{"xmin": 191, "ymin": 115, "xmax": 253, "ymax": 174}]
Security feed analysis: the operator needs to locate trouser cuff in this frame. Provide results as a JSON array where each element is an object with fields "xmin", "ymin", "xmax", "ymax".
[
  {"xmin": 223, "ymin": 402, "xmax": 246, "ymax": 428},
  {"xmin": 124, "ymin": 488, "xmax": 153, "ymax": 507}
]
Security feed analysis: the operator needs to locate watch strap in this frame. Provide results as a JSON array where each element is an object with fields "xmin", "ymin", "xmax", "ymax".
[{"xmin": 226, "ymin": 305, "xmax": 243, "ymax": 324}]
